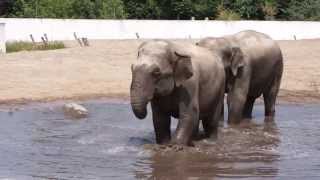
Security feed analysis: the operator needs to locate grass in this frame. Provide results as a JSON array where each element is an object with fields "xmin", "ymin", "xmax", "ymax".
[{"xmin": 6, "ymin": 41, "xmax": 66, "ymax": 53}]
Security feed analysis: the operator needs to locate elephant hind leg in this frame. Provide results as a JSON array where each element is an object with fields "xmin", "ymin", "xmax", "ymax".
[
  {"xmin": 242, "ymin": 96, "xmax": 256, "ymax": 118},
  {"xmin": 192, "ymin": 119, "xmax": 200, "ymax": 139},
  {"xmin": 263, "ymin": 72, "xmax": 282, "ymax": 117}
]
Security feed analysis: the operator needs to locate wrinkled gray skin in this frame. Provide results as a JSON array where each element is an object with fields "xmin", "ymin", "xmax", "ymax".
[
  {"xmin": 130, "ymin": 40, "xmax": 225, "ymax": 146},
  {"xmin": 197, "ymin": 30, "xmax": 283, "ymax": 124}
]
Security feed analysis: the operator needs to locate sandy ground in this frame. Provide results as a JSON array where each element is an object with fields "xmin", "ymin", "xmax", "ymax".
[{"xmin": 0, "ymin": 39, "xmax": 319, "ymax": 104}]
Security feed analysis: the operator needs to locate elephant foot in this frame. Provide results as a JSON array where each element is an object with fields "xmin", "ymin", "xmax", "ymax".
[
  {"xmin": 156, "ymin": 135, "xmax": 171, "ymax": 145},
  {"xmin": 228, "ymin": 118, "xmax": 242, "ymax": 125},
  {"xmin": 168, "ymin": 144, "xmax": 186, "ymax": 151},
  {"xmin": 265, "ymin": 111, "xmax": 275, "ymax": 117},
  {"xmin": 264, "ymin": 116, "xmax": 275, "ymax": 122},
  {"xmin": 242, "ymin": 114, "xmax": 253, "ymax": 119},
  {"xmin": 157, "ymin": 141, "xmax": 170, "ymax": 145},
  {"xmin": 201, "ymin": 138, "xmax": 217, "ymax": 146},
  {"xmin": 170, "ymin": 138, "xmax": 194, "ymax": 147}
]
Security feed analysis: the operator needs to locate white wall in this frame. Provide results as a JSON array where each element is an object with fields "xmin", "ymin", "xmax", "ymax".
[
  {"xmin": 0, "ymin": 18, "xmax": 320, "ymax": 42},
  {"xmin": 0, "ymin": 23, "xmax": 5, "ymax": 53}
]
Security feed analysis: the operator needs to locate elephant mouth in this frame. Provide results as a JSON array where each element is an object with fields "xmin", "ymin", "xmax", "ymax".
[{"xmin": 130, "ymin": 97, "xmax": 148, "ymax": 119}]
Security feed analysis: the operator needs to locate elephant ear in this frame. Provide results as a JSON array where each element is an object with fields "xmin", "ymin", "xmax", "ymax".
[
  {"xmin": 173, "ymin": 51, "xmax": 193, "ymax": 87},
  {"xmin": 230, "ymin": 46, "xmax": 245, "ymax": 76}
]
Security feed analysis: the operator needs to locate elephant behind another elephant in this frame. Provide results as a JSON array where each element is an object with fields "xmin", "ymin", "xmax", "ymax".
[{"xmin": 197, "ymin": 30, "xmax": 283, "ymax": 124}]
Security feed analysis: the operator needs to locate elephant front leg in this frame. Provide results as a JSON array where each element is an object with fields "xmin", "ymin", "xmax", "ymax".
[
  {"xmin": 172, "ymin": 97, "xmax": 199, "ymax": 146},
  {"xmin": 151, "ymin": 102, "xmax": 171, "ymax": 144},
  {"xmin": 227, "ymin": 76, "xmax": 249, "ymax": 124}
]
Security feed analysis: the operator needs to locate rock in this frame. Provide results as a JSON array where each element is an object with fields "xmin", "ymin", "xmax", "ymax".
[{"xmin": 63, "ymin": 103, "xmax": 88, "ymax": 119}]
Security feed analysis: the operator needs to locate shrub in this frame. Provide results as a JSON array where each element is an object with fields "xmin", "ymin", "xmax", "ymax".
[
  {"xmin": 216, "ymin": 4, "xmax": 241, "ymax": 20},
  {"xmin": 262, "ymin": 0, "xmax": 278, "ymax": 20},
  {"xmin": 6, "ymin": 41, "xmax": 65, "ymax": 53}
]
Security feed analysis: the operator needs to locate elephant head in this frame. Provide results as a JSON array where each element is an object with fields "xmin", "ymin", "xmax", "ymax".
[
  {"xmin": 130, "ymin": 40, "xmax": 193, "ymax": 119},
  {"xmin": 197, "ymin": 37, "xmax": 245, "ymax": 77}
]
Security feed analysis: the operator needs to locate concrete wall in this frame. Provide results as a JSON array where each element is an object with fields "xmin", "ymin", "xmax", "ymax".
[{"xmin": 1, "ymin": 18, "xmax": 320, "ymax": 42}]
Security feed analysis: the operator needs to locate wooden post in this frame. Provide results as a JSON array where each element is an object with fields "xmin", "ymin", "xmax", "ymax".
[
  {"xmin": 73, "ymin": 32, "xmax": 78, "ymax": 40},
  {"xmin": 41, "ymin": 37, "xmax": 48, "ymax": 46},
  {"xmin": 82, "ymin": 38, "xmax": 89, "ymax": 46},
  {"xmin": 29, "ymin": 34, "xmax": 36, "ymax": 45},
  {"xmin": 44, "ymin": 33, "xmax": 49, "ymax": 42},
  {"xmin": 74, "ymin": 32, "xmax": 83, "ymax": 46}
]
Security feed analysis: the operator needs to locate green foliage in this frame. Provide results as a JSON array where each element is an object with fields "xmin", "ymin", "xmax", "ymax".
[
  {"xmin": 230, "ymin": 0, "xmax": 264, "ymax": 20},
  {"xmin": 171, "ymin": 0, "xmax": 194, "ymax": 20},
  {"xmin": 7, "ymin": 0, "xmax": 126, "ymax": 19},
  {"xmin": 3, "ymin": 0, "xmax": 320, "ymax": 20},
  {"xmin": 6, "ymin": 41, "xmax": 65, "ymax": 53},
  {"xmin": 95, "ymin": 0, "xmax": 126, "ymax": 19},
  {"xmin": 193, "ymin": 0, "xmax": 219, "ymax": 19},
  {"xmin": 275, "ymin": 0, "xmax": 290, "ymax": 19},
  {"xmin": 216, "ymin": 4, "xmax": 241, "ymax": 20},
  {"xmin": 285, "ymin": 0, "xmax": 320, "ymax": 21},
  {"xmin": 124, "ymin": 0, "xmax": 161, "ymax": 19},
  {"xmin": 262, "ymin": 0, "xmax": 278, "ymax": 20},
  {"xmin": 0, "ymin": 0, "xmax": 11, "ymax": 16}
]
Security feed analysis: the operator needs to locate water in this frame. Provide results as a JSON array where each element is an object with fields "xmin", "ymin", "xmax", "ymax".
[{"xmin": 0, "ymin": 100, "xmax": 319, "ymax": 179}]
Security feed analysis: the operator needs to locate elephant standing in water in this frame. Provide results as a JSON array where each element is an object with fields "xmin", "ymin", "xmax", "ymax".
[
  {"xmin": 130, "ymin": 40, "xmax": 225, "ymax": 146},
  {"xmin": 197, "ymin": 30, "xmax": 283, "ymax": 124}
]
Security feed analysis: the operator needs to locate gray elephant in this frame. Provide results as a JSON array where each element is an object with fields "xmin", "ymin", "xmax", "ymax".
[
  {"xmin": 130, "ymin": 40, "xmax": 225, "ymax": 146},
  {"xmin": 197, "ymin": 30, "xmax": 283, "ymax": 124}
]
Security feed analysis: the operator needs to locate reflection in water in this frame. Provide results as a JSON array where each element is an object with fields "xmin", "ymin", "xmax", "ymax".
[
  {"xmin": 136, "ymin": 117, "xmax": 280, "ymax": 179},
  {"xmin": 0, "ymin": 101, "xmax": 320, "ymax": 179}
]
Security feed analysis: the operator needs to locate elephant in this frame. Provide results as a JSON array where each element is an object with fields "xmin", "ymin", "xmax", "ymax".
[
  {"xmin": 130, "ymin": 40, "xmax": 225, "ymax": 146},
  {"xmin": 197, "ymin": 30, "xmax": 283, "ymax": 124}
]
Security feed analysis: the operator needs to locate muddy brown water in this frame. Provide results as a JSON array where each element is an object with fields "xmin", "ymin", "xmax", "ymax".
[{"xmin": 0, "ymin": 100, "xmax": 319, "ymax": 179}]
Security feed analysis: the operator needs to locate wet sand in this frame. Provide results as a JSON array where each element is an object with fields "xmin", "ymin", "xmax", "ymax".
[{"xmin": 0, "ymin": 39, "xmax": 319, "ymax": 104}]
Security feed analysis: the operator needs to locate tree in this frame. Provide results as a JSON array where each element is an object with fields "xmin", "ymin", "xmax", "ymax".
[
  {"xmin": 3, "ymin": 0, "xmax": 320, "ymax": 20},
  {"xmin": 0, "ymin": 0, "xmax": 11, "ymax": 16},
  {"xmin": 70, "ymin": 0, "xmax": 96, "ymax": 19},
  {"xmin": 171, "ymin": 0, "xmax": 193, "ymax": 19},
  {"xmin": 124, "ymin": 0, "xmax": 161, "ymax": 19},
  {"xmin": 232, "ymin": 0, "xmax": 264, "ymax": 20},
  {"xmin": 286, "ymin": 0, "xmax": 320, "ymax": 21},
  {"xmin": 261, "ymin": 0, "xmax": 278, "ymax": 20},
  {"xmin": 7, "ymin": 0, "xmax": 35, "ymax": 18},
  {"xmin": 276, "ymin": 0, "xmax": 290, "ymax": 20},
  {"xmin": 193, "ymin": 0, "xmax": 220, "ymax": 19},
  {"xmin": 94, "ymin": 0, "xmax": 126, "ymax": 19},
  {"xmin": 37, "ymin": 0, "xmax": 73, "ymax": 18}
]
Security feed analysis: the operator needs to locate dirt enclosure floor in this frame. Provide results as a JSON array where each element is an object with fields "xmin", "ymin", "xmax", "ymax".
[{"xmin": 0, "ymin": 39, "xmax": 319, "ymax": 104}]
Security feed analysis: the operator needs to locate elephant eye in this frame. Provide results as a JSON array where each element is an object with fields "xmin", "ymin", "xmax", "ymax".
[{"xmin": 152, "ymin": 68, "xmax": 161, "ymax": 78}]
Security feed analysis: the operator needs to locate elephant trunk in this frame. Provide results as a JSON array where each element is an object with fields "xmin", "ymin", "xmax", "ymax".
[
  {"xmin": 130, "ymin": 92, "xmax": 148, "ymax": 119},
  {"xmin": 130, "ymin": 74, "xmax": 152, "ymax": 119},
  {"xmin": 130, "ymin": 64, "xmax": 156, "ymax": 119}
]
